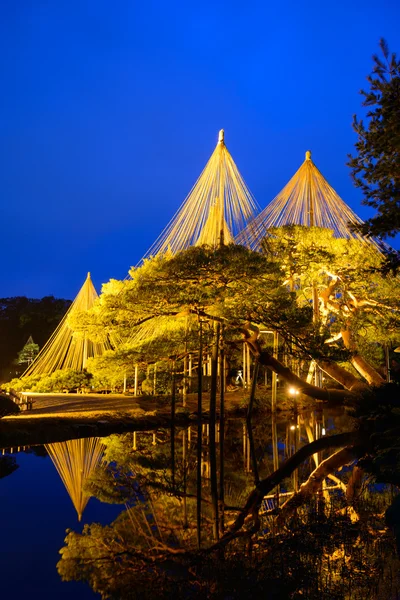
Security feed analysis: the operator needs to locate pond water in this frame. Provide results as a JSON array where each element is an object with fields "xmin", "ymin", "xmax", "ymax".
[
  {"xmin": 0, "ymin": 408, "xmax": 398, "ymax": 599},
  {"xmin": 0, "ymin": 449, "xmax": 121, "ymax": 599}
]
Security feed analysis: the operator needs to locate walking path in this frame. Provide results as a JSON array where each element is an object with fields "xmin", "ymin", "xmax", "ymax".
[{"xmin": 10, "ymin": 390, "xmax": 247, "ymax": 418}]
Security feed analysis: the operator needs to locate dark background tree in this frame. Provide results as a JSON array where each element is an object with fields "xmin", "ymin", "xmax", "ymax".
[
  {"xmin": 0, "ymin": 455, "xmax": 19, "ymax": 479},
  {"xmin": 17, "ymin": 337, "xmax": 39, "ymax": 367},
  {"xmin": 0, "ymin": 296, "xmax": 71, "ymax": 382},
  {"xmin": 348, "ymin": 38, "xmax": 400, "ymax": 240}
]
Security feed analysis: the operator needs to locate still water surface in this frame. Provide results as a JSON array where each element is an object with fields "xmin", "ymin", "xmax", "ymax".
[
  {"xmin": 0, "ymin": 449, "xmax": 120, "ymax": 599},
  {"xmin": 0, "ymin": 408, "xmax": 392, "ymax": 599}
]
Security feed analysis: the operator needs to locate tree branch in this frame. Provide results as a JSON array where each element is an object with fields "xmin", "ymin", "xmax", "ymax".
[
  {"xmin": 211, "ymin": 431, "xmax": 361, "ymax": 550},
  {"xmin": 245, "ymin": 334, "xmax": 361, "ymax": 401},
  {"xmin": 276, "ymin": 446, "xmax": 364, "ymax": 524}
]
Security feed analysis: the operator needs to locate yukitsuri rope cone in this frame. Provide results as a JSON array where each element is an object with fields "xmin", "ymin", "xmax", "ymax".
[
  {"xmin": 237, "ymin": 150, "xmax": 385, "ymax": 251},
  {"xmin": 23, "ymin": 273, "xmax": 112, "ymax": 376},
  {"xmin": 127, "ymin": 130, "xmax": 260, "ymax": 350},
  {"xmin": 45, "ymin": 437, "xmax": 105, "ymax": 521},
  {"xmin": 142, "ymin": 129, "xmax": 260, "ymax": 258}
]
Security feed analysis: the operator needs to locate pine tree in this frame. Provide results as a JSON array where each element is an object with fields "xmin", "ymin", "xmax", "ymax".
[{"xmin": 348, "ymin": 39, "xmax": 400, "ymax": 239}]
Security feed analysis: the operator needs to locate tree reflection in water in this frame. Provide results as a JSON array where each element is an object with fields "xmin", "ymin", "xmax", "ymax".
[{"xmin": 57, "ymin": 413, "xmax": 400, "ymax": 599}]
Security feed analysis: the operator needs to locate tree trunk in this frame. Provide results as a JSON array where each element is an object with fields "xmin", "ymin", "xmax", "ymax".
[
  {"xmin": 244, "ymin": 326, "xmax": 383, "ymax": 400},
  {"xmin": 248, "ymin": 338, "xmax": 362, "ymax": 401},
  {"xmin": 341, "ymin": 328, "xmax": 385, "ymax": 386}
]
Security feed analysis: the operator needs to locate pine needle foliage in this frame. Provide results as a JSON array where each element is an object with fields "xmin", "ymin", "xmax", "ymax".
[{"xmin": 348, "ymin": 38, "xmax": 400, "ymax": 240}]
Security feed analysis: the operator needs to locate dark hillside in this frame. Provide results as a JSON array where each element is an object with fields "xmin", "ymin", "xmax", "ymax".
[{"xmin": 0, "ymin": 296, "xmax": 71, "ymax": 382}]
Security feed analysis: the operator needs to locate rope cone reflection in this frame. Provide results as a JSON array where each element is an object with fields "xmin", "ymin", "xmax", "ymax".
[
  {"xmin": 238, "ymin": 151, "xmax": 386, "ymax": 250},
  {"xmin": 45, "ymin": 437, "xmax": 105, "ymax": 521},
  {"xmin": 142, "ymin": 129, "xmax": 260, "ymax": 259},
  {"xmin": 23, "ymin": 273, "xmax": 112, "ymax": 376}
]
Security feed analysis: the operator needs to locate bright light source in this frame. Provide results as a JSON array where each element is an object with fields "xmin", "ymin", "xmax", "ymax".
[
  {"xmin": 290, "ymin": 425, "xmax": 296, "ymax": 431},
  {"xmin": 322, "ymin": 428, "xmax": 326, "ymax": 436},
  {"xmin": 288, "ymin": 386, "xmax": 299, "ymax": 396}
]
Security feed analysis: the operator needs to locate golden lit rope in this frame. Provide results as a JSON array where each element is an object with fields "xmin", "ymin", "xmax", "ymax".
[
  {"xmin": 196, "ymin": 198, "xmax": 234, "ymax": 246},
  {"xmin": 23, "ymin": 273, "xmax": 113, "ymax": 376},
  {"xmin": 45, "ymin": 437, "xmax": 105, "ymax": 521},
  {"xmin": 237, "ymin": 151, "xmax": 385, "ymax": 251},
  {"xmin": 126, "ymin": 313, "xmax": 197, "ymax": 348},
  {"xmin": 141, "ymin": 129, "xmax": 260, "ymax": 259}
]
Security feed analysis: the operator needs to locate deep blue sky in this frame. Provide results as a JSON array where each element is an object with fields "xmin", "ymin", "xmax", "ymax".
[{"xmin": 1, "ymin": 0, "xmax": 399, "ymax": 299}]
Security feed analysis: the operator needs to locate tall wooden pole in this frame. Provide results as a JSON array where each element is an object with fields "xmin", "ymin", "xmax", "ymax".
[
  {"xmin": 307, "ymin": 151, "xmax": 322, "ymax": 388},
  {"xmin": 209, "ymin": 320, "xmax": 220, "ymax": 541},
  {"xmin": 134, "ymin": 365, "xmax": 138, "ymax": 396},
  {"xmin": 385, "ymin": 344, "xmax": 391, "ymax": 382},
  {"xmin": 247, "ymin": 360, "xmax": 260, "ymax": 484},
  {"xmin": 171, "ymin": 362, "xmax": 176, "ymax": 492},
  {"xmin": 218, "ymin": 129, "xmax": 225, "ymax": 246},
  {"xmin": 293, "ymin": 415, "xmax": 299, "ymax": 492},
  {"xmin": 271, "ymin": 331, "xmax": 278, "ymax": 412},
  {"xmin": 246, "ymin": 344, "xmax": 251, "ymax": 387},
  {"xmin": 271, "ymin": 330, "xmax": 279, "ymax": 504},
  {"xmin": 243, "ymin": 342, "xmax": 246, "ymax": 388},
  {"xmin": 271, "ymin": 412, "xmax": 280, "ymax": 506},
  {"xmin": 182, "ymin": 429, "xmax": 188, "ymax": 528},
  {"xmin": 219, "ymin": 325, "xmax": 225, "ymax": 532},
  {"xmin": 153, "ymin": 363, "xmax": 157, "ymax": 396},
  {"xmin": 183, "ymin": 354, "xmax": 188, "ymax": 407},
  {"xmin": 83, "ymin": 336, "xmax": 88, "ymax": 370},
  {"xmin": 243, "ymin": 423, "xmax": 247, "ymax": 471},
  {"xmin": 197, "ymin": 320, "xmax": 203, "ymax": 549}
]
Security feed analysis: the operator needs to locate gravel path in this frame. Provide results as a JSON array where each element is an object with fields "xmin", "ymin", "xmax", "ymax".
[{"xmin": 13, "ymin": 390, "xmax": 246, "ymax": 418}]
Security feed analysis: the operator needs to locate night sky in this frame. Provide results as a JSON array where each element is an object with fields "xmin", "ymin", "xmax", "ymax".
[{"xmin": 1, "ymin": 1, "xmax": 399, "ymax": 300}]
